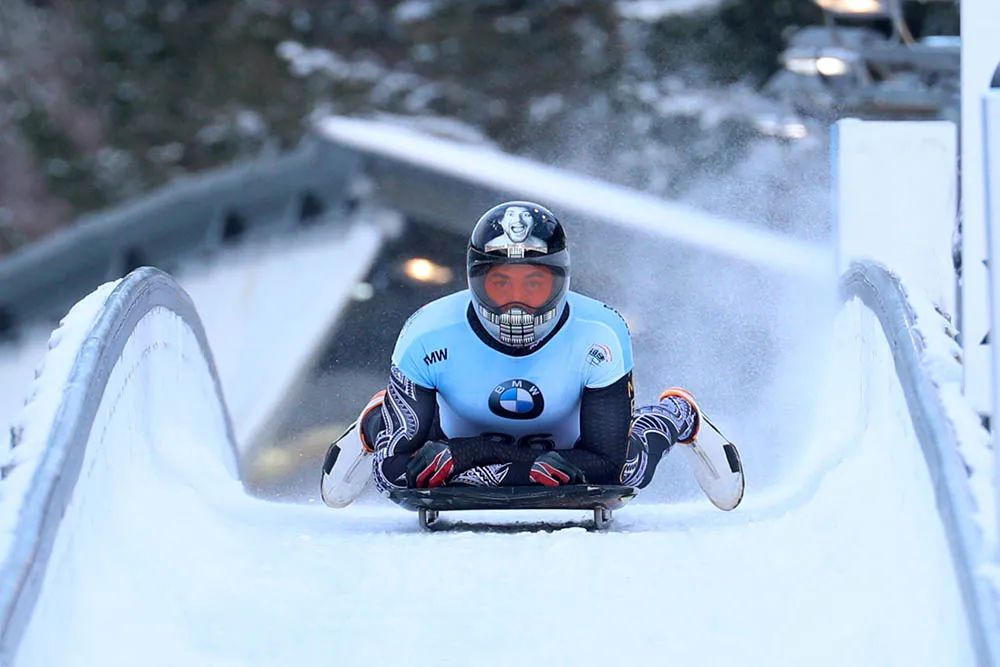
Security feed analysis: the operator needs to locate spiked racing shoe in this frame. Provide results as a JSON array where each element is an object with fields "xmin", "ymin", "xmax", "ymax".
[
  {"xmin": 320, "ymin": 391, "xmax": 384, "ymax": 508},
  {"xmin": 661, "ymin": 387, "xmax": 744, "ymax": 511}
]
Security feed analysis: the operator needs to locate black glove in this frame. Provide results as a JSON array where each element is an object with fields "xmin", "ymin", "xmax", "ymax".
[
  {"xmin": 529, "ymin": 451, "xmax": 586, "ymax": 487},
  {"xmin": 406, "ymin": 440, "xmax": 455, "ymax": 488}
]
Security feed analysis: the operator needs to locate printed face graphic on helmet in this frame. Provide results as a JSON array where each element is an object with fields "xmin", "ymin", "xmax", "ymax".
[
  {"xmin": 500, "ymin": 206, "xmax": 533, "ymax": 243},
  {"xmin": 483, "ymin": 205, "xmax": 549, "ymax": 258},
  {"xmin": 484, "ymin": 265, "xmax": 555, "ymax": 311}
]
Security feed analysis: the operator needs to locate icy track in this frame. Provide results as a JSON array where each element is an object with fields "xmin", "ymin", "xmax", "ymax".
[{"xmin": 0, "ymin": 268, "xmax": 985, "ymax": 666}]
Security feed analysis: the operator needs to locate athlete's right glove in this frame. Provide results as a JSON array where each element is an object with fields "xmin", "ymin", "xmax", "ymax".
[
  {"xmin": 529, "ymin": 451, "xmax": 586, "ymax": 487},
  {"xmin": 406, "ymin": 440, "xmax": 455, "ymax": 488}
]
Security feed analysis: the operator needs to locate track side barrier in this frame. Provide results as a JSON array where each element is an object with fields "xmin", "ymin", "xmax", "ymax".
[
  {"xmin": 0, "ymin": 140, "xmax": 360, "ymax": 332},
  {"xmin": 0, "ymin": 267, "xmax": 237, "ymax": 665},
  {"xmin": 842, "ymin": 260, "xmax": 1000, "ymax": 666}
]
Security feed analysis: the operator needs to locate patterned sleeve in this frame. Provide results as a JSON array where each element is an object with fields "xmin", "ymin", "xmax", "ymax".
[{"xmin": 371, "ymin": 364, "xmax": 437, "ymax": 493}]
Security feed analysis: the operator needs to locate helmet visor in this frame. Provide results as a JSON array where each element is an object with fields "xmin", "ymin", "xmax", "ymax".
[{"xmin": 481, "ymin": 264, "xmax": 557, "ymax": 311}]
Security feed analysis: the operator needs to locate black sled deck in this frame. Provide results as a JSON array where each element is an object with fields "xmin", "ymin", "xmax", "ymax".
[{"xmin": 389, "ymin": 485, "xmax": 637, "ymax": 531}]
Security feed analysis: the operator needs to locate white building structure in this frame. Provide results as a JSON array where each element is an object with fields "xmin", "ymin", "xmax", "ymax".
[{"xmin": 961, "ymin": 0, "xmax": 1000, "ymax": 416}]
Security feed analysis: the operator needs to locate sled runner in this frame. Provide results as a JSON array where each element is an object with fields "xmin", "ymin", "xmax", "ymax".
[{"xmin": 389, "ymin": 485, "xmax": 638, "ymax": 531}]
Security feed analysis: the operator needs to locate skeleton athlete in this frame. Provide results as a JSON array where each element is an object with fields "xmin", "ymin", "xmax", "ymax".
[{"xmin": 321, "ymin": 201, "xmax": 701, "ymax": 506}]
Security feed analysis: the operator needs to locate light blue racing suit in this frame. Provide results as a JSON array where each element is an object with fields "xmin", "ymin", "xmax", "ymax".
[{"xmin": 367, "ymin": 290, "xmax": 697, "ymax": 490}]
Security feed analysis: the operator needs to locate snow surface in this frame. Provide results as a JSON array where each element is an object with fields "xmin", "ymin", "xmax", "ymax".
[
  {"xmin": 9, "ymin": 285, "xmax": 977, "ymax": 666},
  {"xmin": 0, "ymin": 119, "xmax": 984, "ymax": 665},
  {"xmin": 0, "ymin": 281, "xmax": 119, "ymax": 543},
  {"xmin": 15, "ymin": 306, "xmax": 235, "ymax": 666},
  {"xmin": 0, "ymin": 329, "xmax": 54, "ymax": 455}
]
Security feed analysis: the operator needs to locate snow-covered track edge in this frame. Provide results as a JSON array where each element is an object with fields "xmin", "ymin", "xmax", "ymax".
[
  {"xmin": 842, "ymin": 260, "xmax": 1000, "ymax": 666},
  {"xmin": 0, "ymin": 261, "xmax": 993, "ymax": 663},
  {"xmin": 0, "ymin": 267, "xmax": 238, "ymax": 664}
]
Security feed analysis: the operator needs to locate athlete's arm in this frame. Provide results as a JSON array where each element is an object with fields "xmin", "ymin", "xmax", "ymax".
[
  {"xmin": 443, "ymin": 434, "xmax": 538, "ymax": 486},
  {"xmin": 556, "ymin": 372, "xmax": 632, "ymax": 483},
  {"xmin": 371, "ymin": 361, "xmax": 513, "ymax": 490},
  {"xmin": 444, "ymin": 373, "xmax": 633, "ymax": 485},
  {"xmin": 371, "ymin": 364, "xmax": 438, "ymax": 493}
]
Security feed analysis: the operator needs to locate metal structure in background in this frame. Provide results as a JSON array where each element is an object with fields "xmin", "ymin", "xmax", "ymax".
[
  {"xmin": 770, "ymin": 0, "xmax": 959, "ymax": 119},
  {"xmin": 0, "ymin": 140, "xmax": 361, "ymax": 335}
]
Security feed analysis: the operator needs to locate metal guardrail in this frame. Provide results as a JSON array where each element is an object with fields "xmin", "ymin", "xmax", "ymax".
[
  {"xmin": 842, "ymin": 260, "xmax": 1000, "ymax": 667},
  {"xmin": 0, "ymin": 139, "xmax": 361, "ymax": 333},
  {"xmin": 0, "ymin": 267, "xmax": 237, "ymax": 665}
]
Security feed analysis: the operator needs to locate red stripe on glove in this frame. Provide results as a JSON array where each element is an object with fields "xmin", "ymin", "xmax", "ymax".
[
  {"xmin": 415, "ymin": 450, "xmax": 454, "ymax": 488},
  {"xmin": 415, "ymin": 451, "xmax": 443, "ymax": 487},
  {"xmin": 529, "ymin": 462, "xmax": 569, "ymax": 487},
  {"xmin": 427, "ymin": 457, "xmax": 454, "ymax": 488}
]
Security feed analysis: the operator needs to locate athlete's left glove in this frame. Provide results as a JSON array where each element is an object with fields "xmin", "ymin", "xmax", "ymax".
[
  {"xmin": 529, "ymin": 451, "xmax": 586, "ymax": 487},
  {"xmin": 406, "ymin": 440, "xmax": 455, "ymax": 488}
]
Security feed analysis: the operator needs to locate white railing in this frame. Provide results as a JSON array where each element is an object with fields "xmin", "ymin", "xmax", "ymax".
[
  {"xmin": 0, "ymin": 268, "xmax": 237, "ymax": 664},
  {"xmin": 842, "ymin": 261, "xmax": 1000, "ymax": 666}
]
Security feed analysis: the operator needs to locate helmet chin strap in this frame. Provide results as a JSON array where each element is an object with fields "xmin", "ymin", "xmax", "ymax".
[{"xmin": 479, "ymin": 304, "xmax": 556, "ymax": 347}]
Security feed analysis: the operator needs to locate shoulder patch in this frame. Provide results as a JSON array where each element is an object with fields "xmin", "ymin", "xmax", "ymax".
[{"xmin": 586, "ymin": 343, "xmax": 613, "ymax": 366}]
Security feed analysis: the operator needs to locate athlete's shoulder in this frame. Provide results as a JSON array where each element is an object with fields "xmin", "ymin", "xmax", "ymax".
[
  {"xmin": 397, "ymin": 290, "xmax": 471, "ymax": 342},
  {"xmin": 566, "ymin": 292, "xmax": 634, "ymax": 387},
  {"xmin": 567, "ymin": 291, "xmax": 631, "ymax": 338},
  {"xmin": 392, "ymin": 291, "xmax": 471, "ymax": 388}
]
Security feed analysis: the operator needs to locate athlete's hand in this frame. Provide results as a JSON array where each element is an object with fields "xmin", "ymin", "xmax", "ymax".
[
  {"xmin": 529, "ymin": 451, "xmax": 586, "ymax": 487},
  {"xmin": 406, "ymin": 440, "xmax": 455, "ymax": 488}
]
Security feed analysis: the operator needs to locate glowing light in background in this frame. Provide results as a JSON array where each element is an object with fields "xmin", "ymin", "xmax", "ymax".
[
  {"xmin": 785, "ymin": 57, "xmax": 822, "ymax": 76},
  {"xmin": 402, "ymin": 257, "xmax": 454, "ymax": 285},
  {"xmin": 754, "ymin": 118, "xmax": 810, "ymax": 141},
  {"xmin": 815, "ymin": 0, "xmax": 885, "ymax": 16},
  {"xmin": 784, "ymin": 54, "xmax": 852, "ymax": 77},
  {"xmin": 816, "ymin": 56, "xmax": 850, "ymax": 77}
]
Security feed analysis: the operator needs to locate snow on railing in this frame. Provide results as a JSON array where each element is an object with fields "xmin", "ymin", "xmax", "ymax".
[
  {"xmin": 842, "ymin": 260, "xmax": 1000, "ymax": 666},
  {"xmin": 0, "ymin": 268, "xmax": 237, "ymax": 665}
]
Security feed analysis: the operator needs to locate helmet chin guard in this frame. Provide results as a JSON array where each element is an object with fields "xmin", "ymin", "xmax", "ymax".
[
  {"xmin": 476, "ymin": 304, "xmax": 559, "ymax": 347},
  {"xmin": 467, "ymin": 201, "xmax": 570, "ymax": 349}
]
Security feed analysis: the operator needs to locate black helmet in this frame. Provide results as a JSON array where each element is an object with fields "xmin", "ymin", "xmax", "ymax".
[{"xmin": 467, "ymin": 201, "xmax": 570, "ymax": 348}]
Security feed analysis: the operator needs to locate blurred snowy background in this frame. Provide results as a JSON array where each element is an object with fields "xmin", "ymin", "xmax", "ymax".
[
  {"xmin": 0, "ymin": 0, "xmax": 848, "ymax": 252},
  {"xmin": 0, "ymin": 0, "xmax": 961, "ymax": 497}
]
